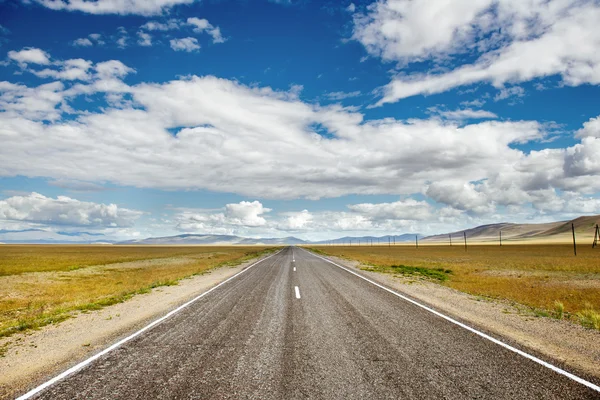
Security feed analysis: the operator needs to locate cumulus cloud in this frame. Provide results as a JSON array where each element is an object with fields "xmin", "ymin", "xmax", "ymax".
[
  {"xmin": 72, "ymin": 33, "xmax": 104, "ymax": 47},
  {"xmin": 576, "ymin": 116, "xmax": 600, "ymax": 139},
  {"xmin": 0, "ymin": 192, "xmax": 142, "ymax": 227},
  {"xmin": 72, "ymin": 38, "xmax": 93, "ymax": 47},
  {"xmin": 427, "ymin": 182, "xmax": 495, "ymax": 215},
  {"xmin": 225, "ymin": 201, "xmax": 271, "ymax": 227},
  {"xmin": 141, "ymin": 19, "xmax": 182, "ymax": 31},
  {"xmin": 137, "ymin": 31, "xmax": 152, "ymax": 47},
  {"xmin": 174, "ymin": 201, "xmax": 271, "ymax": 232},
  {"xmin": 8, "ymin": 47, "xmax": 50, "ymax": 65},
  {"xmin": 33, "ymin": 0, "xmax": 196, "ymax": 16},
  {"xmin": 169, "ymin": 37, "xmax": 200, "ymax": 52},
  {"xmin": 347, "ymin": 199, "xmax": 433, "ymax": 221},
  {"xmin": 32, "ymin": 58, "xmax": 94, "ymax": 81},
  {"xmin": 354, "ymin": 0, "xmax": 600, "ymax": 104},
  {"xmin": 2, "ymin": 48, "xmax": 600, "ymax": 221},
  {"xmin": 278, "ymin": 210, "xmax": 313, "ymax": 230},
  {"xmin": 187, "ymin": 18, "xmax": 225, "ymax": 43}
]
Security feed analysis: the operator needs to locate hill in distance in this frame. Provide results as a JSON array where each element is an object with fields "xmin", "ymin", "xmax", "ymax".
[
  {"xmin": 422, "ymin": 215, "xmax": 600, "ymax": 243},
  {"xmin": 118, "ymin": 234, "xmax": 307, "ymax": 245}
]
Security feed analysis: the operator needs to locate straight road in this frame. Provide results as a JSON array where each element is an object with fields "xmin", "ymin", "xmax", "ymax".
[{"xmin": 20, "ymin": 247, "xmax": 600, "ymax": 399}]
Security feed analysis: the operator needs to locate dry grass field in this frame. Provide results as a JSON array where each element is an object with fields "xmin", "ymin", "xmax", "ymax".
[
  {"xmin": 0, "ymin": 245, "xmax": 276, "ymax": 339},
  {"xmin": 308, "ymin": 244, "xmax": 600, "ymax": 330}
]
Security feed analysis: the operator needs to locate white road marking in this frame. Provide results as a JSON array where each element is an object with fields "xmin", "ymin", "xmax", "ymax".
[
  {"xmin": 301, "ymin": 248, "xmax": 600, "ymax": 394},
  {"xmin": 293, "ymin": 267, "xmax": 296, "ymax": 272},
  {"xmin": 294, "ymin": 286, "xmax": 301, "ymax": 299},
  {"xmin": 15, "ymin": 250, "xmax": 283, "ymax": 400}
]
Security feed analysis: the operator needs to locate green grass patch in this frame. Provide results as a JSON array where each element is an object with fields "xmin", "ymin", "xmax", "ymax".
[{"xmin": 363, "ymin": 264, "xmax": 452, "ymax": 281}]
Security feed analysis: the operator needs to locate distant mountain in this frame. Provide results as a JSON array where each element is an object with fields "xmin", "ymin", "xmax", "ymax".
[
  {"xmin": 312, "ymin": 234, "xmax": 424, "ymax": 245},
  {"xmin": 422, "ymin": 215, "xmax": 600, "ymax": 243},
  {"xmin": 118, "ymin": 234, "xmax": 306, "ymax": 245},
  {"xmin": 117, "ymin": 233, "xmax": 425, "ymax": 246}
]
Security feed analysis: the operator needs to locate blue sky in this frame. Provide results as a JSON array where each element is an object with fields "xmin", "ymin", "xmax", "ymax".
[{"xmin": 1, "ymin": 0, "xmax": 600, "ymax": 242}]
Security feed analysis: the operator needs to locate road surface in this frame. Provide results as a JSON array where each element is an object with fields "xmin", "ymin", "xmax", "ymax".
[{"xmin": 20, "ymin": 247, "xmax": 600, "ymax": 399}]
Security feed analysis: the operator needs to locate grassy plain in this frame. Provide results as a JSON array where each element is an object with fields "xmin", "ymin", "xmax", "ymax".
[
  {"xmin": 0, "ymin": 245, "xmax": 276, "ymax": 338},
  {"xmin": 307, "ymin": 244, "xmax": 600, "ymax": 329}
]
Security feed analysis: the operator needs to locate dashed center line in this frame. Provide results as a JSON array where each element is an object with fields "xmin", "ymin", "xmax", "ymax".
[
  {"xmin": 293, "ymin": 267, "xmax": 296, "ymax": 272},
  {"xmin": 294, "ymin": 286, "xmax": 301, "ymax": 299}
]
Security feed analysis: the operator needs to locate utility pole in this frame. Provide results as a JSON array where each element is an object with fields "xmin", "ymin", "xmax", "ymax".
[
  {"xmin": 464, "ymin": 232, "xmax": 467, "ymax": 252},
  {"xmin": 593, "ymin": 224, "xmax": 599, "ymax": 248},
  {"xmin": 393, "ymin": 236, "xmax": 396, "ymax": 246},
  {"xmin": 449, "ymin": 234, "xmax": 452, "ymax": 246},
  {"xmin": 500, "ymin": 230, "xmax": 502, "ymax": 246},
  {"xmin": 572, "ymin": 223, "xmax": 577, "ymax": 256},
  {"xmin": 415, "ymin": 235, "xmax": 418, "ymax": 249}
]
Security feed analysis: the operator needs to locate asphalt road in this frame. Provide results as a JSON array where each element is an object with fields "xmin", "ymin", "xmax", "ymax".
[{"xmin": 22, "ymin": 247, "xmax": 600, "ymax": 399}]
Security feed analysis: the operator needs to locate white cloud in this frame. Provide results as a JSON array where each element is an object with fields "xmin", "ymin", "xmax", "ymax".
[
  {"xmin": 141, "ymin": 19, "xmax": 182, "ymax": 31},
  {"xmin": 95, "ymin": 60, "xmax": 135, "ymax": 79},
  {"xmin": 576, "ymin": 116, "xmax": 600, "ymax": 139},
  {"xmin": 347, "ymin": 199, "xmax": 432, "ymax": 221},
  {"xmin": 173, "ymin": 201, "xmax": 271, "ymax": 232},
  {"xmin": 72, "ymin": 33, "xmax": 105, "ymax": 47},
  {"xmin": 8, "ymin": 47, "xmax": 51, "ymax": 65},
  {"xmin": 429, "ymin": 107, "xmax": 498, "ymax": 121},
  {"xmin": 427, "ymin": 182, "xmax": 495, "ymax": 214},
  {"xmin": 346, "ymin": 3, "xmax": 356, "ymax": 13},
  {"xmin": 2, "ymin": 49, "xmax": 600, "ymax": 219},
  {"xmin": 187, "ymin": 17, "xmax": 225, "ymax": 44},
  {"xmin": 353, "ymin": 0, "xmax": 493, "ymax": 62},
  {"xmin": 33, "ymin": 0, "xmax": 196, "ymax": 16},
  {"xmin": 494, "ymin": 86, "xmax": 525, "ymax": 101},
  {"xmin": 0, "ymin": 192, "xmax": 142, "ymax": 227},
  {"xmin": 461, "ymin": 98, "xmax": 486, "ymax": 108},
  {"xmin": 169, "ymin": 37, "xmax": 200, "ymax": 52},
  {"xmin": 137, "ymin": 31, "xmax": 152, "ymax": 47},
  {"xmin": 225, "ymin": 201, "xmax": 271, "ymax": 227},
  {"xmin": 72, "ymin": 38, "xmax": 93, "ymax": 47},
  {"xmin": 356, "ymin": 0, "xmax": 600, "ymax": 104},
  {"xmin": 32, "ymin": 58, "xmax": 94, "ymax": 81},
  {"xmin": 325, "ymin": 91, "xmax": 361, "ymax": 100},
  {"xmin": 278, "ymin": 210, "xmax": 313, "ymax": 230}
]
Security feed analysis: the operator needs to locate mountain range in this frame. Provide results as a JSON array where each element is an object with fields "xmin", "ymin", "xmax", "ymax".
[
  {"xmin": 120, "ymin": 215, "xmax": 600, "ymax": 245},
  {"xmin": 2, "ymin": 215, "xmax": 598, "ymax": 245},
  {"xmin": 421, "ymin": 215, "xmax": 600, "ymax": 243}
]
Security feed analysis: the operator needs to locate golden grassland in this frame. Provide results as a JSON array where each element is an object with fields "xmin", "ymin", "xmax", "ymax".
[
  {"xmin": 0, "ymin": 245, "xmax": 277, "ymax": 338},
  {"xmin": 307, "ymin": 243, "xmax": 600, "ymax": 330}
]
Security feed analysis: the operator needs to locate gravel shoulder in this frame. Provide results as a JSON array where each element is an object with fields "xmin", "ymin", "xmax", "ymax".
[
  {"xmin": 318, "ymin": 253, "xmax": 600, "ymax": 383},
  {"xmin": 0, "ymin": 253, "xmax": 271, "ymax": 400}
]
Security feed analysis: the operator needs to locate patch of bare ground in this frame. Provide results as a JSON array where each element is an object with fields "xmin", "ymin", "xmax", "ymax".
[
  {"xmin": 0, "ymin": 254, "xmax": 268, "ymax": 400},
  {"xmin": 323, "ymin": 254, "xmax": 600, "ymax": 382}
]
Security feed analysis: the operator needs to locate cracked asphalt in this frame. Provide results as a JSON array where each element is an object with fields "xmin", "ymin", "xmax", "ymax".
[{"xmin": 24, "ymin": 247, "xmax": 600, "ymax": 399}]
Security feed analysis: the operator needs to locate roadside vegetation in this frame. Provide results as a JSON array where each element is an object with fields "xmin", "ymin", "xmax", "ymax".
[
  {"xmin": 0, "ymin": 245, "xmax": 277, "ymax": 338},
  {"xmin": 307, "ymin": 244, "xmax": 600, "ymax": 331}
]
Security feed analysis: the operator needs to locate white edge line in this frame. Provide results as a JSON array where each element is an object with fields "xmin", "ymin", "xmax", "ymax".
[
  {"xmin": 294, "ymin": 286, "xmax": 301, "ymax": 299},
  {"xmin": 300, "ymin": 247, "xmax": 600, "ymax": 393},
  {"xmin": 16, "ymin": 249, "xmax": 283, "ymax": 400}
]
